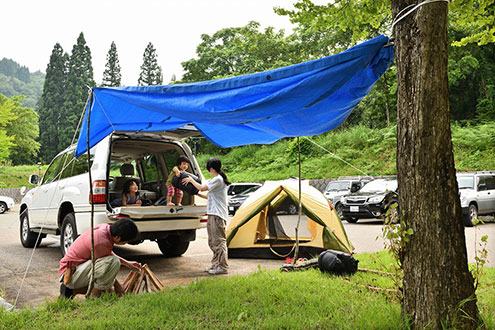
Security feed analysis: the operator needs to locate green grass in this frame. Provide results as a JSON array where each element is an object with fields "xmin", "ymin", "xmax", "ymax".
[
  {"xmin": 1, "ymin": 251, "xmax": 493, "ymax": 329},
  {"xmin": 0, "ymin": 164, "xmax": 47, "ymax": 188}
]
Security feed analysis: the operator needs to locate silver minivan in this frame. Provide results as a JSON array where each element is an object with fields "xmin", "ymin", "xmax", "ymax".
[{"xmin": 20, "ymin": 128, "xmax": 207, "ymax": 256}]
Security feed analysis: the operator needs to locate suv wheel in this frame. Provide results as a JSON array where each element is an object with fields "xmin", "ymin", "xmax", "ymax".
[
  {"xmin": 60, "ymin": 213, "xmax": 78, "ymax": 256},
  {"xmin": 0, "ymin": 202, "xmax": 7, "ymax": 214},
  {"xmin": 464, "ymin": 204, "xmax": 477, "ymax": 227},
  {"xmin": 335, "ymin": 203, "xmax": 344, "ymax": 218},
  {"xmin": 20, "ymin": 211, "xmax": 42, "ymax": 248},
  {"xmin": 157, "ymin": 236, "xmax": 190, "ymax": 257},
  {"xmin": 345, "ymin": 217, "xmax": 358, "ymax": 224}
]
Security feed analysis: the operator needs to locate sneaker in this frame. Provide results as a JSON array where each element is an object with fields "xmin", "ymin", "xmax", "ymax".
[
  {"xmin": 59, "ymin": 283, "xmax": 74, "ymax": 299},
  {"xmin": 208, "ymin": 267, "xmax": 228, "ymax": 275},
  {"xmin": 204, "ymin": 266, "xmax": 215, "ymax": 273}
]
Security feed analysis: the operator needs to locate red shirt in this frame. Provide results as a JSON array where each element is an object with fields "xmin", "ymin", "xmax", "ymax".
[{"xmin": 58, "ymin": 223, "xmax": 116, "ymax": 277}]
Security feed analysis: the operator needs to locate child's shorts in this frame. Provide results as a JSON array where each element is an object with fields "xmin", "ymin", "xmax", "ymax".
[{"xmin": 167, "ymin": 184, "xmax": 183, "ymax": 198}]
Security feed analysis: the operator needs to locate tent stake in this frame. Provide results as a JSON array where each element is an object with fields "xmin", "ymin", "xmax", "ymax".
[
  {"xmin": 293, "ymin": 137, "xmax": 302, "ymax": 263},
  {"xmin": 85, "ymin": 90, "xmax": 96, "ymax": 298}
]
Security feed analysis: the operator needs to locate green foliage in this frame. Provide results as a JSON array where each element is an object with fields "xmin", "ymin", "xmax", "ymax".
[
  {"xmin": 138, "ymin": 42, "xmax": 163, "ymax": 86},
  {"xmin": 0, "ymin": 58, "xmax": 44, "ymax": 109},
  {"xmin": 0, "ymin": 164, "xmax": 46, "ymax": 188},
  {"xmin": 101, "ymin": 41, "xmax": 122, "ymax": 87},
  {"xmin": 0, "ymin": 94, "xmax": 15, "ymax": 162},
  {"xmin": 181, "ymin": 21, "xmax": 301, "ymax": 83},
  {"xmin": 60, "ymin": 32, "xmax": 95, "ymax": 151},
  {"xmin": 449, "ymin": 0, "xmax": 495, "ymax": 46},
  {"xmin": 1, "ymin": 95, "xmax": 40, "ymax": 165},
  {"xmin": 37, "ymin": 43, "xmax": 68, "ymax": 163}
]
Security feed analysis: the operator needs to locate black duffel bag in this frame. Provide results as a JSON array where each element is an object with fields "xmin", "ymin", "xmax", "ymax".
[
  {"xmin": 318, "ymin": 250, "xmax": 359, "ymax": 275},
  {"xmin": 171, "ymin": 172, "xmax": 202, "ymax": 195}
]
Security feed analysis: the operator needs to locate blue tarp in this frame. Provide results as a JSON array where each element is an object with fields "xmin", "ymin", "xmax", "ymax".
[{"xmin": 75, "ymin": 35, "xmax": 394, "ymax": 157}]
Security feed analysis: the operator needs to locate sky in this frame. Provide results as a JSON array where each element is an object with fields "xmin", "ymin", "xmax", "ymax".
[{"xmin": 2, "ymin": 0, "xmax": 299, "ymax": 86}]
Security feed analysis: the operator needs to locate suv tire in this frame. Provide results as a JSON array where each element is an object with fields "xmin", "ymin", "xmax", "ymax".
[
  {"xmin": 335, "ymin": 203, "xmax": 344, "ymax": 218},
  {"xmin": 60, "ymin": 213, "xmax": 78, "ymax": 256},
  {"xmin": 20, "ymin": 212, "xmax": 42, "ymax": 248},
  {"xmin": 0, "ymin": 202, "xmax": 7, "ymax": 214},
  {"xmin": 464, "ymin": 204, "xmax": 477, "ymax": 227},
  {"xmin": 157, "ymin": 235, "xmax": 190, "ymax": 257},
  {"xmin": 345, "ymin": 217, "xmax": 358, "ymax": 223}
]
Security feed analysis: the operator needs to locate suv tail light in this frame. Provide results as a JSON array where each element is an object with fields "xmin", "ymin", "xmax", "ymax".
[{"xmin": 90, "ymin": 180, "xmax": 106, "ymax": 204}]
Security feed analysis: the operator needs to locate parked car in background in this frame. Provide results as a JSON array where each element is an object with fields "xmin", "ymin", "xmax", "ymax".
[
  {"xmin": 227, "ymin": 182, "xmax": 262, "ymax": 198},
  {"xmin": 0, "ymin": 195, "xmax": 15, "ymax": 214},
  {"xmin": 457, "ymin": 171, "xmax": 495, "ymax": 227},
  {"xmin": 341, "ymin": 177, "xmax": 398, "ymax": 223},
  {"xmin": 324, "ymin": 176, "xmax": 372, "ymax": 218},
  {"xmin": 19, "ymin": 127, "xmax": 207, "ymax": 257},
  {"xmin": 228, "ymin": 185, "xmax": 261, "ymax": 215}
]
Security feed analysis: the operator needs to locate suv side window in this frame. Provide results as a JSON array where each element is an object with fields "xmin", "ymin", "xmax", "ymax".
[
  {"xmin": 60, "ymin": 151, "xmax": 76, "ymax": 180},
  {"xmin": 478, "ymin": 176, "xmax": 490, "ymax": 191},
  {"xmin": 71, "ymin": 153, "xmax": 94, "ymax": 177},
  {"xmin": 42, "ymin": 153, "xmax": 65, "ymax": 184},
  {"xmin": 485, "ymin": 176, "xmax": 495, "ymax": 190},
  {"xmin": 142, "ymin": 155, "xmax": 160, "ymax": 182}
]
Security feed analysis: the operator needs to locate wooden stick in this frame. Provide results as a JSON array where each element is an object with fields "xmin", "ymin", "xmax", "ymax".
[
  {"xmin": 132, "ymin": 270, "xmax": 146, "ymax": 294},
  {"xmin": 124, "ymin": 271, "xmax": 140, "ymax": 294},
  {"xmin": 144, "ymin": 265, "xmax": 164, "ymax": 291},
  {"xmin": 122, "ymin": 271, "xmax": 135, "ymax": 287}
]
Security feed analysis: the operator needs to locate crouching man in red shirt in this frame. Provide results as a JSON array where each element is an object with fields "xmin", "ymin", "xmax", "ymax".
[{"xmin": 58, "ymin": 219, "xmax": 142, "ymax": 298}]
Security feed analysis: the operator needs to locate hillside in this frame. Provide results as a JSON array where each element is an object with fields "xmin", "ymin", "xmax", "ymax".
[
  {"xmin": 0, "ymin": 58, "xmax": 44, "ymax": 108},
  {"xmin": 0, "ymin": 123, "xmax": 493, "ymax": 188},
  {"xmin": 196, "ymin": 123, "xmax": 495, "ymax": 183}
]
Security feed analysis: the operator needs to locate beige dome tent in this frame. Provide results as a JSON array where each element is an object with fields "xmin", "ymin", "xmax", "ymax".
[{"xmin": 226, "ymin": 181, "xmax": 354, "ymax": 259}]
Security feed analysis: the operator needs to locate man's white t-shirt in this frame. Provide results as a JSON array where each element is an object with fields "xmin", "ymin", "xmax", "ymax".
[{"xmin": 207, "ymin": 175, "xmax": 228, "ymax": 221}]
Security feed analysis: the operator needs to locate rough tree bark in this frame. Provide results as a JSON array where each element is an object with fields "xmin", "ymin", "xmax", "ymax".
[{"xmin": 391, "ymin": 0, "xmax": 480, "ymax": 328}]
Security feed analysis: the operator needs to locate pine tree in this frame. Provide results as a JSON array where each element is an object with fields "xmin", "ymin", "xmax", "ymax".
[
  {"xmin": 37, "ymin": 43, "xmax": 68, "ymax": 163},
  {"xmin": 102, "ymin": 41, "xmax": 122, "ymax": 87},
  {"xmin": 138, "ymin": 42, "xmax": 163, "ymax": 86},
  {"xmin": 59, "ymin": 32, "xmax": 95, "ymax": 150}
]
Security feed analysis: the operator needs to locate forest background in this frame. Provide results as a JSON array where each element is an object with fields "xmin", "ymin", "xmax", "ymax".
[{"xmin": 0, "ymin": 1, "xmax": 494, "ymax": 187}]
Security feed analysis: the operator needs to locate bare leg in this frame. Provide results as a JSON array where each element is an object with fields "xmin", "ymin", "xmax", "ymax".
[
  {"xmin": 177, "ymin": 195, "xmax": 183, "ymax": 206},
  {"xmin": 166, "ymin": 195, "xmax": 175, "ymax": 206}
]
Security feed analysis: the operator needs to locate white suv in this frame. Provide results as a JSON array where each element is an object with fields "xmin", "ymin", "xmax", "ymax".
[
  {"xmin": 457, "ymin": 171, "xmax": 495, "ymax": 226},
  {"xmin": 20, "ymin": 128, "xmax": 207, "ymax": 256}
]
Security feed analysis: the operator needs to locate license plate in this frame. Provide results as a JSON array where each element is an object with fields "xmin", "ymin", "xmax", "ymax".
[
  {"xmin": 350, "ymin": 206, "xmax": 359, "ymax": 212},
  {"xmin": 229, "ymin": 207, "xmax": 234, "ymax": 211}
]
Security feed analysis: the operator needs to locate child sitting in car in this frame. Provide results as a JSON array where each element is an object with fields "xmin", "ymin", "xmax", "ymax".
[
  {"xmin": 165, "ymin": 156, "xmax": 190, "ymax": 206},
  {"xmin": 111, "ymin": 179, "xmax": 142, "ymax": 207}
]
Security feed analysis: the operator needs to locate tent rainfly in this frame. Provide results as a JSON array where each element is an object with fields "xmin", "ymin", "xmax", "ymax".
[{"xmin": 226, "ymin": 181, "xmax": 354, "ymax": 259}]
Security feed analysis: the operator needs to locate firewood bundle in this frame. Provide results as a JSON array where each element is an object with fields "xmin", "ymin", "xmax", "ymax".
[{"xmin": 122, "ymin": 264, "xmax": 164, "ymax": 294}]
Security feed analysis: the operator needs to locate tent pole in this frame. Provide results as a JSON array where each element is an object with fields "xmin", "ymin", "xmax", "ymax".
[
  {"xmin": 85, "ymin": 90, "xmax": 96, "ymax": 298},
  {"xmin": 293, "ymin": 137, "xmax": 302, "ymax": 263}
]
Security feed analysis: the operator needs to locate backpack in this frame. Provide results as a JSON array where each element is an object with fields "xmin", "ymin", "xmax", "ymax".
[{"xmin": 318, "ymin": 250, "xmax": 359, "ymax": 275}]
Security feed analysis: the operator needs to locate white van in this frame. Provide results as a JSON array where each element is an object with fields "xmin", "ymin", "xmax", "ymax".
[{"xmin": 19, "ymin": 128, "xmax": 207, "ymax": 256}]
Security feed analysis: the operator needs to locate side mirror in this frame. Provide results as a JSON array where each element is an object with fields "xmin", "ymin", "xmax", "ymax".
[{"xmin": 29, "ymin": 174, "xmax": 39, "ymax": 185}]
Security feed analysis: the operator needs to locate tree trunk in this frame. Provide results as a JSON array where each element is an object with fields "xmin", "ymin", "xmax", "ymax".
[
  {"xmin": 391, "ymin": 0, "xmax": 480, "ymax": 328},
  {"xmin": 382, "ymin": 74, "xmax": 391, "ymax": 127}
]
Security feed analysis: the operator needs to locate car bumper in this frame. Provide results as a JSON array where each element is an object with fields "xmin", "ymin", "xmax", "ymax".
[{"xmin": 341, "ymin": 204, "xmax": 385, "ymax": 219}]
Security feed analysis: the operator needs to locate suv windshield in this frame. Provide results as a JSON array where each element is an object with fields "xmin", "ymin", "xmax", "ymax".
[
  {"xmin": 360, "ymin": 179, "xmax": 397, "ymax": 193},
  {"xmin": 325, "ymin": 181, "xmax": 350, "ymax": 191},
  {"xmin": 457, "ymin": 175, "xmax": 474, "ymax": 189}
]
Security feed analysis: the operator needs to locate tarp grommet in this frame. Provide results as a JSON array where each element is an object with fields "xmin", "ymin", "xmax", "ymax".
[
  {"xmin": 162, "ymin": 88, "xmax": 167, "ymax": 92},
  {"xmin": 266, "ymin": 75, "xmax": 271, "ymax": 80}
]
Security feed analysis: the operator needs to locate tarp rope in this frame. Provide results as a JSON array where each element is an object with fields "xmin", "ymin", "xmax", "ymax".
[
  {"xmin": 391, "ymin": 0, "xmax": 449, "ymax": 31},
  {"xmin": 12, "ymin": 91, "xmax": 92, "ymax": 310},
  {"xmin": 303, "ymin": 137, "xmax": 369, "ymax": 177}
]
